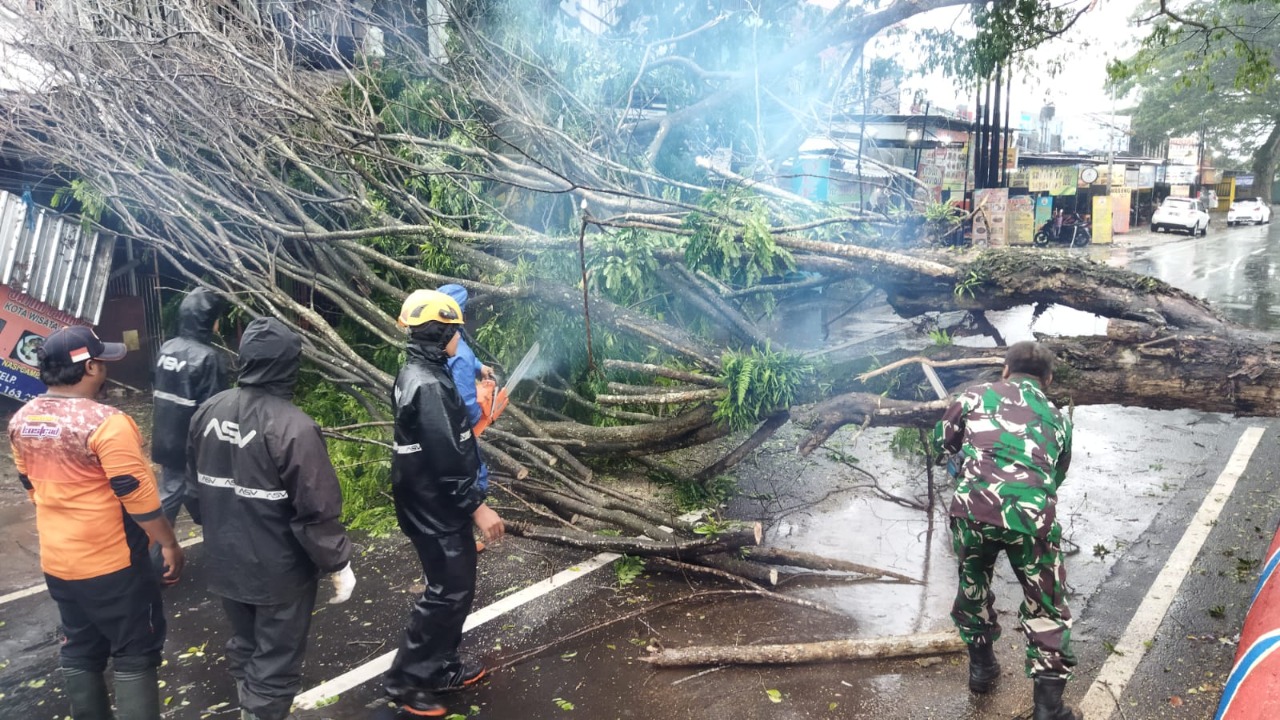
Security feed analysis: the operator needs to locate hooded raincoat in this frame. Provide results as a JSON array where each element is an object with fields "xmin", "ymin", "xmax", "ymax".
[
  {"xmin": 186, "ymin": 318, "xmax": 351, "ymax": 604},
  {"xmin": 152, "ymin": 288, "xmax": 229, "ymax": 469},
  {"xmin": 390, "ymin": 328, "xmax": 484, "ymax": 538}
]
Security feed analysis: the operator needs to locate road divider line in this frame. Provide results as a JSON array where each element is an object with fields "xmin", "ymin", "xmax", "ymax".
[
  {"xmin": 1079, "ymin": 426, "xmax": 1266, "ymax": 719},
  {"xmin": 294, "ymin": 552, "xmax": 620, "ymax": 710},
  {"xmin": 0, "ymin": 534, "xmax": 205, "ymax": 607}
]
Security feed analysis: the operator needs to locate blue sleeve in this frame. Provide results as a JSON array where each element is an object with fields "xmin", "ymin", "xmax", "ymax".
[{"xmin": 448, "ymin": 355, "xmax": 483, "ymax": 427}]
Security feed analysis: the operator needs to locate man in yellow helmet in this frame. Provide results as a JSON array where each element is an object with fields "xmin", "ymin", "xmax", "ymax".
[{"xmin": 384, "ymin": 289, "xmax": 505, "ymax": 718}]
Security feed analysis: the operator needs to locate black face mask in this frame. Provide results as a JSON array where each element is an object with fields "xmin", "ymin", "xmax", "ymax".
[{"xmin": 408, "ymin": 322, "xmax": 459, "ymax": 364}]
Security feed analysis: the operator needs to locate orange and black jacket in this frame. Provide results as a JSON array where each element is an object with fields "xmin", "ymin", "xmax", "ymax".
[{"xmin": 9, "ymin": 397, "xmax": 161, "ymax": 581}]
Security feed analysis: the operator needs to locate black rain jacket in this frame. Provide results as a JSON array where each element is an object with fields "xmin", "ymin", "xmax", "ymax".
[
  {"xmin": 152, "ymin": 288, "xmax": 229, "ymax": 469},
  {"xmin": 391, "ymin": 334, "xmax": 484, "ymax": 538},
  {"xmin": 186, "ymin": 318, "xmax": 352, "ymax": 604}
]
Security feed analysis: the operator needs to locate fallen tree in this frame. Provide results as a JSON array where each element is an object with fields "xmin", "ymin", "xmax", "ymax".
[{"xmin": 0, "ymin": 0, "xmax": 1273, "ymax": 592}]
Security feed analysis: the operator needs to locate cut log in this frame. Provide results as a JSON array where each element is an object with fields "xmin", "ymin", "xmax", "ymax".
[
  {"xmin": 508, "ymin": 521, "xmax": 761, "ymax": 558},
  {"xmin": 641, "ymin": 631, "xmax": 965, "ymax": 667}
]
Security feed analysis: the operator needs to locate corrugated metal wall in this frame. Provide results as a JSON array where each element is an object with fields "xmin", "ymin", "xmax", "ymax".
[{"xmin": 0, "ymin": 190, "xmax": 113, "ymax": 324}]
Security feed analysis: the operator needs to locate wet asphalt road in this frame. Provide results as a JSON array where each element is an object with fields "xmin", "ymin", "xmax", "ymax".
[{"xmin": 5, "ymin": 221, "xmax": 1280, "ymax": 719}]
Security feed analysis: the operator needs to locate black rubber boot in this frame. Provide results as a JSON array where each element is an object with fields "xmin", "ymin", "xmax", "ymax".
[
  {"xmin": 391, "ymin": 689, "xmax": 447, "ymax": 717},
  {"xmin": 113, "ymin": 668, "xmax": 161, "ymax": 720},
  {"xmin": 1033, "ymin": 676, "xmax": 1082, "ymax": 720},
  {"xmin": 62, "ymin": 668, "xmax": 114, "ymax": 720},
  {"xmin": 967, "ymin": 640, "xmax": 1001, "ymax": 694}
]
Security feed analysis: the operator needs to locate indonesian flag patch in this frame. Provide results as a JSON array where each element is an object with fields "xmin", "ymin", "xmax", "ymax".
[{"xmin": 69, "ymin": 347, "xmax": 91, "ymax": 363}]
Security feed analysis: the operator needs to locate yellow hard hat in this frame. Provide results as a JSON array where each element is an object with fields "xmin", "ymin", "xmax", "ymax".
[{"xmin": 398, "ymin": 289, "xmax": 464, "ymax": 328}]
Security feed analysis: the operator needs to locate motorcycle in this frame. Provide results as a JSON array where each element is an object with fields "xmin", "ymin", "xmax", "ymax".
[{"xmin": 1033, "ymin": 214, "xmax": 1092, "ymax": 247}]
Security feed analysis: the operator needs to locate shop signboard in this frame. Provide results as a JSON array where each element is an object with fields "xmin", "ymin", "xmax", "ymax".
[
  {"xmin": 1168, "ymin": 136, "xmax": 1199, "ymax": 166},
  {"xmin": 1110, "ymin": 189, "xmax": 1132, "ymax": 234},
  {"xmin": 973, "ymin": 188, "xmax": 1009, "ymax": 246},
  {"xmin": 1092, "ymin": 195, "xmax": 1114, "ymax": 245},
  {"xmin": 0, "ymin": 285, "xmax": 86, "ymax": 402},
  {"xmin": 1007, "ymin": 195, "xmax": 1036, "ymax": 245},
  {"xmin": 1028, "ymin": 166, "xmax": 1077, "ymax": 195}
]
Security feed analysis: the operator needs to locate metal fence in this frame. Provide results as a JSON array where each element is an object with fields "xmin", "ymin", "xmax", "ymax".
[{"xmin": 0, "ymin": 190, "xmax": 112, "ymax": 324}]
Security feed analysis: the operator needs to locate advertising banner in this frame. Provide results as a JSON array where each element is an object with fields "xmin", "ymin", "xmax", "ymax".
[
  {"xmin": 1166, "ymin": 164, "xmax": 1197, "ymax": 185},
  {"xmin": 1007, "ymin": 195, "xmax": 1036, "ymax": 245},
  {"xmin": 1137, "ymin": 165, "xmax": 1157, "ymax": 188},
  {"xmin": 1028, "ymin": 166, "xmax": 1078, "ymax": 195},
  {"xmin": 1110, "ymin": 190, "xmax": 1132, "ymax": 234},
  {"xmin": 0, "ymin": 285, "xmax": 85, "ymax": 402},
  {"xmin": 917, "ymin": 146, "xmax": 969, "ymax": 195},
  {"xmin": 1035, "ymin": 195, "xmax": 1054, "ymax": 228},
  {"xmin": 1092, "ymin": 194, "xmax": 1114, "ymax": 245},
  {"xmin": 973, "ymin": 188, "xmax": 1009, "ymax": 246}
]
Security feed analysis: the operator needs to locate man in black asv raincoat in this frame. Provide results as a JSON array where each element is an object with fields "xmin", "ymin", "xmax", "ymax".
[
  {"xmin": 385, "ymin": 289, "xmax": 505, "ymax": 717},
  {"xmin": 186, "ymin": 318, "xmax": 356, "ymax": 720},
  {"xmin": 151, "ymin": 287, "xmax": 229, "ymax": 580}
]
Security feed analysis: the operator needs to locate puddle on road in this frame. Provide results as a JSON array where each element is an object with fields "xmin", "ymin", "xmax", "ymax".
[{"xmin": 723, "ymin": 404, "xmax": 1248, "ymax": 651}]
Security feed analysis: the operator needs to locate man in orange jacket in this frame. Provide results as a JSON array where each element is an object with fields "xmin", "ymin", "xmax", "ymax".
[{"xmin": 10, "ymin": 326, "xmax": 184, "ymax": 719}]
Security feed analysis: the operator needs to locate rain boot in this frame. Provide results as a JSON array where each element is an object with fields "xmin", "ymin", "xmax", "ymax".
[
  {"xmin": 967, "ymin": 639, "xmax": 1001, "ymax": 694},
  {"xmin": 112, "ymin": 668, "xmax": 161, "ymax": 720},
  {"xmin": 240, "ymin": 712, "xmax": 297, "ymax": 720},
  {"xmin": 62, "ymin": 668, "xmax": 114, "ymax": 720},
  {"xmin": 1033, "ymin": 676, "xmax": 1082, "ymax": 720}
]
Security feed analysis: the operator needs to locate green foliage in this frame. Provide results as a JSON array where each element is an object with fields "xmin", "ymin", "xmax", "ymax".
[
  {"xmin": 586, "ymin": 229, "xmax": 676, "ymax": 305},
  {"xmin": 714, "ymin": 345, "xmax": 811, "ymax": 432},
  {"xmin": 684, "ymin": 191, "xmax": 795, "ymax": 291},
  {"xmin": 675, "ymin": 474, "xmax": 737, "ymax": 511},
  {"xmin": 889, "ymin": 427, "xmax": 927, "ymax": 461},
  {"xmin": 614, "ymin": 555, "xmax": 645, "ymax": 586},
  {"xmin": 1108, "ymin": 0, "xmax": 1280, "ymax": 183},
  {"xmin": 953, "ymin": 269, "xmax": 986, "ymax": 299},
  {"xmin": 51, "ymin": 178, "xmax": 108, "ymax": 232},
  {"xmin": 927, "ymin": 328, "xmax": 953, "ymax": 347},
  {"xmin": 295, "ymin": 380, "xmax": 397, "ymax": 536},
  {"xmin": 918, "ymin": 0, "xmax": 1081, "ymax": 84}
]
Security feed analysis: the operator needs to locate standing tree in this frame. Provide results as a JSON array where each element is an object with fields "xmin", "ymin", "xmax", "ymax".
[{"xmin": 1111, "ymin": 0, "xmax": 1280, "ymax": 199}]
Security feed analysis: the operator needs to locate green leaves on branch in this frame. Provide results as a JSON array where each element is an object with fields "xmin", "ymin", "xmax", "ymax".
[
  {"xmin": 684, "ymin": 191, "xmax": 794, "ymax": 290},
  {"xmin": 586, "ymin": 229, "xmax": 675, "ymax": 305},
  {"xmin": 714, "ymin": 345, "xmax": 811, "ymax": 432}
]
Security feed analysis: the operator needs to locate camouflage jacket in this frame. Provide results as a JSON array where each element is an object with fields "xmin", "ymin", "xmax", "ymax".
[{"xmin": 934, "ymin": 375, "xmax": 1073, "ymax": 539}]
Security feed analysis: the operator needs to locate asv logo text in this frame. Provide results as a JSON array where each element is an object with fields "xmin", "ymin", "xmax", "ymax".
[
  {"xmin": 157, "ymin": 355, "xmax": 188, "ymax": 372},
  {"xmin": 204, "ymin": 419, "xmax": 257, "ymax": 448}
]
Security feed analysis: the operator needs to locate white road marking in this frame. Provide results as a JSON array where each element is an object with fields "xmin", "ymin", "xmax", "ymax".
[
  {"xmin": 1079, "ymin": 426, "xmax": 1266, "ymax": 719},
  {"xmin": 0, "ymin": 535, "xmax": 205, "ymax": 607},
  {"xmin": 293, "ymin": 552, "xmax": 620, "ymax": 710}
]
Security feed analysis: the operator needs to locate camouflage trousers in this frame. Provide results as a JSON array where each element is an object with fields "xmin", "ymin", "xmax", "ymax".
[{"xmin": 950, "ymin": 516, "xmax": 1076, "ymax": 679}]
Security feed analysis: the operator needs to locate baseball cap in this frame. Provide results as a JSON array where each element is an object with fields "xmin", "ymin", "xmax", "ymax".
[{"xmin": 39, "ymin": 326, "xmax": 127, "ymax": 365}]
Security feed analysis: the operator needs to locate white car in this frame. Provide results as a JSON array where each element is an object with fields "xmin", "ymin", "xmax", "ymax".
[
  {"xmin": 1152, "ymin": 197, "xmax": 1210, "ymax": 236},
  {"xmin": 1227, "ymin": 197, "xmax": 1272, "ymax": 226}
]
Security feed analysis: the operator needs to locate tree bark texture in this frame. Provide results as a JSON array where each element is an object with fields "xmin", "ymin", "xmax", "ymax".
[{"xmin": 641, "ymin": 631, "xmax": 965, "ymax": 667}]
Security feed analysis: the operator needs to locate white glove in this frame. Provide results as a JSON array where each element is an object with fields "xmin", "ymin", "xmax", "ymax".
[{"xmin": 327, "ymin": 563, "xmax": 356, "ymax": 605}]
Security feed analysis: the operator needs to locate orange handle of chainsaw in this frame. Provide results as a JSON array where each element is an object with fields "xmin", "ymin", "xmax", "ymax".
[{"xmin": 474, "ymin": 379, "xmax": 509, "ymax": 436}]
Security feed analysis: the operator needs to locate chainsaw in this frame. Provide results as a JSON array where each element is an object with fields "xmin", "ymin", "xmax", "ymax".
[{"xmin": 474, "ymin": 341, "xmax": 540, "ymax": 435}]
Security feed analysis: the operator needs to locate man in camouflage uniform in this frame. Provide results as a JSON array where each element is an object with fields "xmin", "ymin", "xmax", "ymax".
[{"xmin": 935, "ymin": 341, "xmax": 1080, "ymax": 720}]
